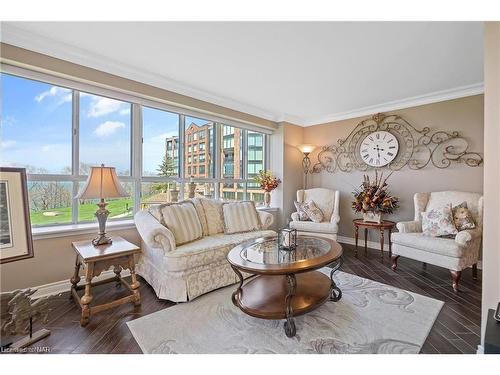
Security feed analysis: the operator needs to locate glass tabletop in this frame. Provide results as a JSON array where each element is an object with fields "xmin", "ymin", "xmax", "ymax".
[{"xmin": 240, "ymin": 236, "xmax": 332, "ymax": 265}]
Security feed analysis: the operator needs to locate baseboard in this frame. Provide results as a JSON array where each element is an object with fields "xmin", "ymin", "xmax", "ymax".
[
  {"xmin": 337, "ymin": 235, "xmax": 483, "ymax": 270},
  {"xmin": 31, "ymin": 269, "xmax": 131, "ymax": 299}
]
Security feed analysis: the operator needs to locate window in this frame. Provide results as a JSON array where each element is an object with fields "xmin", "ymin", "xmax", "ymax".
[
  {"xmin": 79, "ymin": 93, "xmax": 132, "ymax": 176},
  {"xmin": 185, "ymin": 116, "xmax": 214, "ymax": 178},
  {"xmin": 1, "ymin": 68, "xmax": 269, "ymax": 227},
  {"xmin": 142, "ymin": 106, "xmax": 179, "ymax": 177}
]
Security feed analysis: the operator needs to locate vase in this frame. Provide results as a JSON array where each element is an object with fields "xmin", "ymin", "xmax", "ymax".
[
  {"xmin": 264, "ymin": 191, "xmax": 271, "ymax": 207},
  {"xmin": 363, "ymin": 211, "xmax": 382, "ymax": 223},
  {"xmin": 170, "ymin": 189, "xmax": 179, "ymax": 203}
]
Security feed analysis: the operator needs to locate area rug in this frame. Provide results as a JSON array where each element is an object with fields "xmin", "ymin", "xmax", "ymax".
[{"xmin": 127, "ymin": 269, "xmax": 443, "ymax": 354}]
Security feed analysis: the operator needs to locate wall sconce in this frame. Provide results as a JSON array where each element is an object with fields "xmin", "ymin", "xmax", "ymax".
[{"xmin": 297, "ymin": 144, "xmax": 316, "ymax": 188}]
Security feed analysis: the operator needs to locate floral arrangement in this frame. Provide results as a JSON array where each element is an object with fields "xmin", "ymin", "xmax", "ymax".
[
  {"xmin": 253, "ymin": 170, "xmax": 281, "ymax": 192},
  {"xmin": 352, "ymin": 171, "xmax": 399, "ymax": 214}
]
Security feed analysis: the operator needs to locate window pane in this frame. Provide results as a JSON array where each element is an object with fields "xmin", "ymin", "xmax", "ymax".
[
  {"xmin": 247, "ymin": 131, "xmax": 265, "ymax": 179},
  {"xmin": 220, "ymin": 182, "xmax": 245, "ymax": 201},
  {"xmin": 1, "ymin": 74, "xmax": 72, "ymax": 174},
  {"xmin": 184, "ymin": 182, "xmax": 215, "ymax": 199},
  {"xmin": 185, "ymin": 116, "xmax": 214, "ymax": 178},
  {"xmin": 140, "ymin": 181, "xmax": 180, "ymax": 208},
  {"xmin": 142, "ymin": 107, "xmax": 180, "ymax": 177},
  {"xmin": 27, "ymin": 181, "xmax": 73, "ymax": 226},
  {"xmin": 220, "ymin": 125, "xmax": 243, "ymax": 179},
  {"xmin": 247, "ymin": 182, "xmax": 265, "ymax": 206},
  {"xmin": 77, "ymin": 181, "xmax": 133, "ymax": 222},
  {"xmin": 79, "ymin": 93, "xmax": 131, "ymax": 175}
]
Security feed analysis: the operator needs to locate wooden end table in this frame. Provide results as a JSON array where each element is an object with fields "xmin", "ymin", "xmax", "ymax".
[
  {"xmin": 70, "ymin": 236, "xmax": 141, "ymax": 326},
  {"xmin": 353, "ymin": 219, "xmax": 396, "ymax": 261}
]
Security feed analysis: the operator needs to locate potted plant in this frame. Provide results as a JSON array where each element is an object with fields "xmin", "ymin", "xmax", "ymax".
[
  {"xmin": 352, "ymin": 171, "xmax": 399, "ymax": 223},
  {"xmin": 253, "ymin": 170, "xmax": 281, "ymax": 207}
]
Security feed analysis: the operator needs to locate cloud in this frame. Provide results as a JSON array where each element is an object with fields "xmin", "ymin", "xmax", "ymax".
[
  {"xmin": 88, "ymin": 96, "xmax": 127, "ymax": 118},
  {"xmin": 0, "ymin": 115, "xmax": 16, "ymax": 127},
  {"xmin": 35, "ymin": 86, "xmax": 71, "ymax": 103},
  {"xmin": 150, "ymin": 131, "xmax": 178, "ymax": 143},
  {"xmin": 94, "ymin": 121, "xmax": 125, "ymax": 137},
  {"xmin": 1, "ymin": 140, "xmax": 16, "ymax": 149},
  {"xmin": 119, "ymin": 108, "xmax": 131, "ymax": 116}
]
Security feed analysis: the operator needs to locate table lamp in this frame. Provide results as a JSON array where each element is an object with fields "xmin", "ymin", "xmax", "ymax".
[{"xmin": 75, "ymin": 164, "xmax": 129, "ymax": 246}]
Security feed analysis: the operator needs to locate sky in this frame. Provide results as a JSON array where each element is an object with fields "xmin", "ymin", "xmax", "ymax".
[{"xmin": 0, "ymin": 73, "xmax": 214, "ymax": 176}]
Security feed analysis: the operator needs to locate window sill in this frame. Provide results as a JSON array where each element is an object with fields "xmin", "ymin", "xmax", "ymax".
[
  {"xmin": 32, "ymin": 219, "xmax": 136, "ymax": 241},
  {"xmin": 256, "ymin": 206, "xmax": 279, "ymax": 212}
]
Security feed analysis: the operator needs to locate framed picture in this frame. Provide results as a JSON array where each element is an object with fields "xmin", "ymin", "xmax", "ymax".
[{"xmin": 0, "ymin": 167, "xmax": 34, "ymax": 263}]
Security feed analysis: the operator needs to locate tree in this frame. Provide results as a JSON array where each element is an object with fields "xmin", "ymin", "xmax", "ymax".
[{"xmin": 152, "ymin": 156, "xmax": 176, "ymax": 193}]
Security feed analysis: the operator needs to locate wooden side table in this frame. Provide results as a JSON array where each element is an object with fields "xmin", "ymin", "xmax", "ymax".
[
  {"xmin": 353, "ymin": 219, "xmax": 396, "ymax": 261},
  {"xmin": 70, "ymin": 236, "xmax": 141, "ymax": 326}
]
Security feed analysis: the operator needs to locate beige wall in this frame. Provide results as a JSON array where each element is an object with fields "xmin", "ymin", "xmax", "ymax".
[
  {"xmin": 0, "ymin": 228, "xmax": 140, "ymax": 292},
  {"xmin": 481, "ymin": 22, "xmax": 500, "ymax": 344},
  {"xmin": 301, "ymin": 95, "xmax": 484, "ymax": 242}
]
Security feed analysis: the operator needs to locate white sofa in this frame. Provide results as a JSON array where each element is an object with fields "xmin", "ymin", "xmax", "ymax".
[
  {"xmin": 290, "ymin": 188, "xmax": 340, "ymax": 240},
  {"xmin": 134, "ymin": 198, "xmax": 275, "ymax": 302},
  {"xmin": 391, "ymin": 191, "xmax": 483, "ymax": 292}
]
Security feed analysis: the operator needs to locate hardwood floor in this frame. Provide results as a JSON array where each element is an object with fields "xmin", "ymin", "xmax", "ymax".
[{"xmin": 4, "ymin": 243, "xmax": 481, "ymax": 354}]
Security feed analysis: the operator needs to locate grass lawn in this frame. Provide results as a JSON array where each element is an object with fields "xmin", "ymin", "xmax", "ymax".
[{"xmin": 30, "ymin": 198, "xmax": 133, "ymax": 226}]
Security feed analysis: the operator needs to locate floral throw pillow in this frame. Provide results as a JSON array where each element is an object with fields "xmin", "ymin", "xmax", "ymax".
[
  {"xmin": 294, "ymin": 201, "xmax": 310, "ymax": 221},
  {"xmin": 452, "ymin": 202, "xmax": 476, "ymax": 231},
  {"xmin": 302, "ymin": 200, "xmax": 324, "ymax": 223},
  {"xmin": 421, "ymin": 203, "xmax": 458, "ymax": 237}
]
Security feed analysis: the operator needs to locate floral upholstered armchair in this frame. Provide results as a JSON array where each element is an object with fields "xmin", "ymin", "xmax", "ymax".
[
  {"xmin": 289, "ymin": 188, "xmax": 340, "ymax": 240},
  {"xmin": 391, "ymin": 191, "xmax": 483, "ymax": 293}
]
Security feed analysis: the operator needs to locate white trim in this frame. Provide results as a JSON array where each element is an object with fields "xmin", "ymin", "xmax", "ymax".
[
  {"xmin": 31, "ymin": 269, "xmax": 131, "ymax": 300},
  {"xmin": 477, "ymin": 345, "xmax": 484, "ymax": 354},
  {"xmin": 1, "ymin": 24, "xmax": 279, "ymax": 128},
  {"xmin": 301, "ymin": 83, "xmax": 484, "ymax": 126},
  {"xmin": 32, "ymin": 220, "xmax": 137, "ymax": 241}
]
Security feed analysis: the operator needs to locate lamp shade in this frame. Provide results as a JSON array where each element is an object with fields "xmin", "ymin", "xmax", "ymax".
[
  {"xmin": 75, "ymin": 164, "xmax": 128, "ymax": 199},
  {"xmin": 297, "ymin": 144, "xmax": 316, "ymax": 154}
]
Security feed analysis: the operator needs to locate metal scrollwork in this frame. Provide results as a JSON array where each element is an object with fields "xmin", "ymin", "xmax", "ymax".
[{"xmin": 311, "ymin": 113, "xmax": 483, "ymax": 174}]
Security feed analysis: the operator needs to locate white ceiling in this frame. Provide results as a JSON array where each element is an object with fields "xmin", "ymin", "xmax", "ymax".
[{"xmin": 1, "ymin": 22, "xmax": 484, "ymax": 126}]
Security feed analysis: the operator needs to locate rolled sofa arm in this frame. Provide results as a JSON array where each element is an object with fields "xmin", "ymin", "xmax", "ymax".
[
  {"xmin": 396, "ymin": 220, "xmax": 422, "ymax": 233},
  {"xmin": 291, "ymin": 212, "xmax": 300, "ymax": 222},
  {"xmin": 258, "ymin": 211, "xmax": 274, "ymax": 230},
  {"xmin": 134, "ymin": 210, "xmax": 176, "ymax": 253},
  {"xmin": 455, "ymin": 229, "xmax": 482, "ymax": 247}
]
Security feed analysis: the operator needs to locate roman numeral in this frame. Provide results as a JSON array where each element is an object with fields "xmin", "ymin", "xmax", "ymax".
[
  {"xmin": 363, "ymin": 154, "xmax": 369, "ymax": 159},
  {"xmin": 369, "ymin": 158, "xmax": 373, "ymax": 163},
  {"xmin": 376, "ymin": 133, "xmax": 380, "ymax": 139},
  {"xmin": 369, "ymin": 136, "xmax": 374, "ymax": 141},
  {"xmin": 387, "ymin": 152, "xmax": 394, "ymax": 156},
  {"xmin": 361, "ymin": 149, "xmax": 368, "ymax": 153},
  {"xmin": 387, "ymin": 139, "xmax": 393, "ymax": 143},
  {"xmin": 376, "ymin": 159, "xmax": 380, "ymax": 165},
  {"xmin": 389, "ymin": 146, "xmax": 396, "ymax": 149}
]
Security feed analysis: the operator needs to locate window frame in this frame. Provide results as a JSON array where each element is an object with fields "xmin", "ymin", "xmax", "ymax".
[{"xmin": 1, "ymin": 64, "xmax": 271, "ymax": 228}]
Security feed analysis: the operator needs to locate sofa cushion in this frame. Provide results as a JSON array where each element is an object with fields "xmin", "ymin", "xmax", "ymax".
[
  {"xmin": 190, "ymin": 198, "xmax": 209, "ymax": 236},
  {"xmin": 199, "ymin": 198, "xmax": 225, "ymax": 235},
  {"xmin": 391, "ymin": 232, "xmax": 465, "ymax": 258},
  {"xmin": 289, "ymin": 220, "xmax": 338, "ymax": 234},
  {"xmin": 151, "ymin": 230, "xmax": 276, "ymax": 272},
  {"xmin": 157, "ymin": 201, "xmax": 203, "ymax": 245},
  {"xmin": 222, "ymin": 201, "xmax": 261, "ymax": 234}
]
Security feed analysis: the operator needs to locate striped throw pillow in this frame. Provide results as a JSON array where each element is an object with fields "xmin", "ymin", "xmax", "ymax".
[
  {"xmin": 222, "ymin": 201, "xmax": 261, "ymax": 234},
  {"xmin": 158, "ymin": 201, "xmax": 203, "ymax": 245}
]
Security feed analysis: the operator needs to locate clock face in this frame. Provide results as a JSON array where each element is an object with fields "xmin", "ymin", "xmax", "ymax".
[{"xmin": 359, "ymin": 131, "xmax": 399, "ymax": 167}]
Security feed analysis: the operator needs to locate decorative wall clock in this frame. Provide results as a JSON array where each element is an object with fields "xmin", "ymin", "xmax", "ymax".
[
  {"xmin": 311, "ymin": 113, "xmax": 483, "ymax": 174},
  {"xmin": 359, "ymin": 130, "xmax": 399, "ymax": 167}
]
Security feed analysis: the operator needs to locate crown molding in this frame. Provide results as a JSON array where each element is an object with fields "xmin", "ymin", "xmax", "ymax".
[
  {"xmin": 0, "ymin": 24, "xmax": 280, "ymax": 123},
  {"xmin": 1, "ymin": 24, "xmax": 484, "ymax": 128},
  {"xmin": 301, "ymin": 82, "xmax": 484, "ymax": 126}
]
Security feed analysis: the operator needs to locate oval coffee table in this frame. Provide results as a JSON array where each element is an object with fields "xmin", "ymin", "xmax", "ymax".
[{"xmin": 227, "ymin": 235, "xmax": 343, "ymax": 338}]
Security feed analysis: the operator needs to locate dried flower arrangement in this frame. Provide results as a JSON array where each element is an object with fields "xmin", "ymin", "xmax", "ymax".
[
  {"xmin": 352, "ymin": 171, "xmax": 399, "ymax": 215},
  {"xmin": 253, "ymin": 170, "xmax": 281, "ymax": 192}
]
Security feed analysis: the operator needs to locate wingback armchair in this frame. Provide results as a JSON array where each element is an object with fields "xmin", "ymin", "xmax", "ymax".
[
  {"xmin": 391, "ymin": 191, "xmax": 483, "ymax": 293},
  {"xmin": 289, "ymin": 188, "xmax": 340, "ymax": 240}
]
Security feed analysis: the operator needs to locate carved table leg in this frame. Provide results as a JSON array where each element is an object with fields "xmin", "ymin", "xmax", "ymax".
[
  {"xmin": 379, "ymin": 227, "xmax": 385, "ymax": 262},
  {"xmin": 329, "ymin": 257, "xmax": 343, "ymax": 302},
  {"xmin": 113, "ymin": 265, "xmax": 122, "ymax": 287},
  {"xmin": 128, "ymin": 255, "xmax": 141, "ymax": 306},
  {"xmin": 70, "ymin": 255, "xmax": 81, "ymax": 299},
  {"xmin": 230, "ymin": 265, "xmax": 244, "ymax": 306},
  {"xmin": 388, "ymin": 228, "xmax": 392, "ymax": 258},
  {"xmin": 80, "ymin": 262, "xmax": 94, "ymax": 326},
  {"xmin": 284, "ymin": 274, "xmax": 297, "ymax": 338},
  {"xmin": 391, "ymin": 255, "xmax": 400, "ymax": 271},
  {"xmin": 354, "ymin": 225, "xmax": 359, "ymax": 257},
  {"xmin": 364, "ymin": 228, "xmax": 368, "ymax": 256},
  {"xmin": 450, "ymin": 270, "xmax": 462, "ymax": 293}
]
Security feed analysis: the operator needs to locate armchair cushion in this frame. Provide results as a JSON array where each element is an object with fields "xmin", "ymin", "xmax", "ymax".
[
  {"xmin": 291, "ymin": 212, "xmax": 300, "ymax": 222},
  {"xmin": 421, "ymin": 203, "xmax": 458, "ymax": 237},
  {"xmin": 293, "ymin": 201, "xmax": 310, "ymax": 221},
  {"xmin": 289, "ymin": 220, "xmax": 338, "ymax": 234},
  {"xmin": 391, "ymin": 232, "xmax": 465, "ymax": 258},
  {"xmin": 302, "ymin": 201, "xmax": 324, "ymax": 223},
  {"xmin": 396, "ymin": 220, "xmax": 422, "ymax": 233}
]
